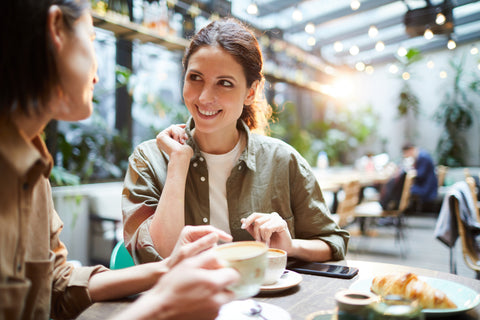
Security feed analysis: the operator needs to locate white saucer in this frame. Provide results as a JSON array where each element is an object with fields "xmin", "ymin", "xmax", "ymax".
[
  {"xmin": 216, "ymin": 300, "xmax": 291, "ymax": 320},
  {"xmin": 260, "ymin": 270, "xmax": 303, "ymax": 293}
]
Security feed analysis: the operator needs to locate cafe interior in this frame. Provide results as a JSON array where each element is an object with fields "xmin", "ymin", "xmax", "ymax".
[{"xmin": 46, "ymin": 0, "xmax": 480, "ymax": 318}]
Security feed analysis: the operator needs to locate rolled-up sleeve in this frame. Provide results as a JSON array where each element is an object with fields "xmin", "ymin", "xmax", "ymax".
[
  {"xmin": 50, "ymin": 208, "xmax": 109, "ymax": 319},
  {"xmin": 290, "ymin": 152, "xmax": 350, "ymax": 261},
  {"xmin": 122, "ymin": 140, "xmax": 166, "ymax": 263}
]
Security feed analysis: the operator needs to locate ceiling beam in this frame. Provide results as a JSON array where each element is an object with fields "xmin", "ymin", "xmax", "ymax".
[
  {"xmin": 256, "ymin": 0, "xmax": 303, "ymax": 17},
  {"xmin": 283, "ymin": 0, "xmax": 399, "ymax": 34},
  {"xmin": 366, "ymin": 29, "xmax": 480, "ymax": 65},
  {"xmin": 332, "ymin": 10, "xmax": 480, "ymax": 58},
  {"xmin": 315, "ymin": 15, "xmax": 405, "ymax": 47}
]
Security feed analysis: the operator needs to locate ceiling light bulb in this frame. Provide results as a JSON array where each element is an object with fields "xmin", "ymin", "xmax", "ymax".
[
  {"xmin": 447, "ymin": 39, "xmax": 456, "ymax": 50},
  {"xmin": 427, "ymin": 60, "xmax": 435, "ymax": 69},
  {"xmin": 355, "ymin": 62, "xmax": 365, "ymax": 71},
  {"xmin": 397, "ymin": 46, "xmax": 407, "ymax": 57},
  {"xmin": 389, "ymin": 64, "xmax": 398, "ymax": 74},
  {"xmin": 436, "ymin": 13, "xmax": 446, "ymax": 25},
  {"xmin": 333, "ymin": 41, "xmax": 343, "ymax": 52},
  {"xmin": 292, "ymin": 7, "xmax": 303, "ymax": 21},
  {"xmin": 440, "ymin": 71, "xmax": 447, "ymax": 78},
  {"xmin": 307, "ymin": 36, "xmax": 316, "ymax": 46},
  {"xmin": 247, "ymin": 3, "xmax": 258, "ymax": 15},
  {"xmin": 368, "ymin": 25, "xmax": 378, "ymax": 38},
  {"xmin": 350, "ymin": 0, "xmax": 361, "ymax": 11},
  {"xmin": 402, "ymin": 72, "xmax": 410, "ymax": 80},
  {"xmin": 349, "ymin": 45, "xmax": 359, "ymax": 56},
  {"xmin": 305, "ymin": 23, "xmax": 315, "ymax": 34},
  {"xmin": 375, "ymin": 41, "xmax": 385, "ymax": 51},
  {"xmin": 424, "ymin": 28, "xmax": 433, "ymax": 40}
]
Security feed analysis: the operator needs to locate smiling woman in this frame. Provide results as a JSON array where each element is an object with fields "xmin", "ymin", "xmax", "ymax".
[{"xmin": 122, "ymin": 17, "xmax": 349, "ymax": 265}]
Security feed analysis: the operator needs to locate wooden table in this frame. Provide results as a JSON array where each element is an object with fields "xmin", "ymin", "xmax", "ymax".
[
  {"xmin": 313, "ymin": 167, "xmax": 393, "ymax": 193},
  {"xmin": 76, "ymin": 260, "xmax": 480, "ymax": 320}
]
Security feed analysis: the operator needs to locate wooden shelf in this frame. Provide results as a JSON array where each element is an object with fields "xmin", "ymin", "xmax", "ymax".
[{"xmin": 92, "ymin": 12, "xmax": 189, "ymax": 51}]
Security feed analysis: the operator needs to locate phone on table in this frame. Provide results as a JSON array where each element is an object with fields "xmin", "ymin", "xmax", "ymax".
[{"xmin": 287, "ymin": 260, "xmax": 359, "ymax": 279}]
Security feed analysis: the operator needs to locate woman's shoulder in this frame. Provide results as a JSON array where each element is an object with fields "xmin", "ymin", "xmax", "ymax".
[
  {"xmin": 251, "ymin": 134, "xmax": 300, "ymax": 155},
  {"xmin": 131, "ymin": 139, "xmax": 162, "ymax": 159}
]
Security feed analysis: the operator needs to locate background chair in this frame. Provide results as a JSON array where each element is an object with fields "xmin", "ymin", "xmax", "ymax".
[
  {"xmin": 436, "ymin": 165, "xmax": 448, "ymax": 188},
  {"xmin": 353, "ymin": 170, "xmax": 416, "ymax": 257},
  {"xmin": 110, "ymin": 239, "xmax": 135, "ymax": 270},
  {"xmin": 331, "ymin": 179, "xmax": 361, "ymax": 228},
  {"xmin": 451, "ymin": 184, "xmax": 480, "ymax": 279}
]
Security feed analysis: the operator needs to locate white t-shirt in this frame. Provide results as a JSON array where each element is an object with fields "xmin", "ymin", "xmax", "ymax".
[{"xmin": 200, "ymin": 135, "xmax": 245, "ymax": 234}]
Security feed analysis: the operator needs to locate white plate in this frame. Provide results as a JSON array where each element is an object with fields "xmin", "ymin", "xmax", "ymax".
[
  {"xmin": 216, "ymin": 300, "xmax": 291, "ymax": 320},
  {"xmin": 260, "ymin": 270, "xmax": 302, "ymax": 293},
  {"xmin": 349, "ymin": 276, "xmax": 480, "ymax": 316}
]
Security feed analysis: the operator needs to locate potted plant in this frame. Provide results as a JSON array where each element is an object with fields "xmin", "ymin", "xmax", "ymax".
[{"xmin": 434, "ymin": 56, "xmax": 477, "ymax": 166}]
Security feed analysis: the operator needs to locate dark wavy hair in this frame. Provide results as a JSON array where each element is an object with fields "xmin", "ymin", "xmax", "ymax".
[
  {"xmin": 0, "ymin": 0, "xmax": 90, "ymax": 118},
  {"xmin": 182, "ymin": 18, "xmax": 272, "ymax": 134}
]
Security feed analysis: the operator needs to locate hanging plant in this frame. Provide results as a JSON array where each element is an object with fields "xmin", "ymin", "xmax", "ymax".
[{"xmin": 396, "ymin": 48, "xmax": 422, "ymax": 117}]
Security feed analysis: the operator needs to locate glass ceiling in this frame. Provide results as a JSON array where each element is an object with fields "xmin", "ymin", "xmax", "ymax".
[{"xmin": 229, "ymin": 0, "xmax": 480, "ymax": 68}]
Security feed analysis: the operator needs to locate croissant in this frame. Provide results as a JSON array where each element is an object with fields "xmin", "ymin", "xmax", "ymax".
[{"xmin": 370, "ymin": 273, "xmax": 457, "ymax": 309}]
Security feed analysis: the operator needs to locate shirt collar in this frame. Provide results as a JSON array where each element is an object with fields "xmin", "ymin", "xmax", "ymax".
[
  {"xmin": 0, "ymin": 119, "xmax": 53, "ymax": 181},
  {"xmin": 185, "ymin": 117, "xmax": 257, "ymax": 172}
]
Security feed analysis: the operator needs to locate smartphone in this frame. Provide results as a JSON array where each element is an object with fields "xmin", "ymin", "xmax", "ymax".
[{"xmin": 287, "ymin": 260, "xmax": 359, "ymax": 279}]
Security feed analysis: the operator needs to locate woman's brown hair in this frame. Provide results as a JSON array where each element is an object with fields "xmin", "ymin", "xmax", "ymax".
[{"xmin": 183, "ymin": 18, "xmax": 272, "ymax": 134}]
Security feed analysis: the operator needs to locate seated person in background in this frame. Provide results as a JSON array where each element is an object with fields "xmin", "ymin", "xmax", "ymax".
[
  {"xmin": 0, "ymin": 1, "xmax": 238, "ymax": 319},
  {"xmin": 122, "ymin": 18, "xmax": 349, "ymax": 264},
  {"xmin": 402, "ymin": 143, "xmax": 438, "ymax": 209}
]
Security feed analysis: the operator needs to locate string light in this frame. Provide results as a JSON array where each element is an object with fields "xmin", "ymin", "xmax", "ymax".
[
  {"xmin": 375, "ymin": 41, "xmax": 385, "ymax": 51},
  {"xmin": 436, "ymin": 13, "xmax": 446, "ymax": 25},
  {"xmin": 307, "ymin": 36, "xmax": 316, "ymax": 46},
  {"xmin": 424, "ymin": 28, "xmax": 433, "ymax": 40},
  {"xmin": 397, "ymin": 46, "xmax": 407, "ymax": 57},
  {"xmin": 350, "ymin": 0, "xmax": 361, "ymax": 11},
  {"xmin": 402, "ymin": 72, "xmax": 410, "ymax": 80},
  {"xmin": 247, "ymin": 2, "xmax": 258, "ymax": 15},
  {"xmin": 439, "ymin": 71, "xmax": 447, "ymax": 78},
  {"xmin": 427, "ymin": 60, "xmax": 435, "ymax": 69},
  {"xmin": 355, "ymin": 61, "xmax": 365, "ymax": 71},
  {"xmin": 292, "ymin": 6, "xmax": 303, "ymax": 21},
  {"xmin": 349, "ymin": 45, "xmax": 360, "ymax": 55},
  {"xmin": 471, "ymin": 46, "xmax": 479, "ymax": 55},
  {"xmin": 368, "ymin": 25, "xmax": 378, "ymax": 38},
  {"xmin": 447, "ymin": 38, "xmax": 456, "ymax": 50},
  {"xmin": 389, "ymin": 64, "xmax": 399, "ymax": 74},
  {"xmin": 365, "ymin": 65, "xmax": 374, "ymax": 74},
  {"xmin": 305, "ymin": 22, "xmax": 315, "ymax": 34},
  {"xmin": 333, "ymin": 41, "xmax": 343, "ymax": 52}
]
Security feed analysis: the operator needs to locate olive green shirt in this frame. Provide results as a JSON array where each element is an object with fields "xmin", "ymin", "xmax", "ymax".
[
  {"xmin": 0, "ymin": 119, "xmax": 108, "ymax": 320},
  {"xmin": 122, "ymin": 118, "xmax": 349, "ymax": 263}
]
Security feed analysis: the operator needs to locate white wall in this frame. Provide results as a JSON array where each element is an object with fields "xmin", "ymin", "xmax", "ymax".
[{"xmin": 348, "ymin": 43, "xmax": 480, "ymax": 165}]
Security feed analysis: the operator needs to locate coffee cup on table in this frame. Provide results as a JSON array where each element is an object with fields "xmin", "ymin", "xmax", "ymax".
[
  {"xmin": 215, "ymin": 241, "xmax": 268, "ymax": 299},
  {"xmin": 262, "ymin": 248, "xmax": 287, "ymax": 285}
]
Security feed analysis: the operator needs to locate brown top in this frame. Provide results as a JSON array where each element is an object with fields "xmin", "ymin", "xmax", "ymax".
[{"xmin": 0, "ymin": 120, "xmax": 107, "ymax": 320}]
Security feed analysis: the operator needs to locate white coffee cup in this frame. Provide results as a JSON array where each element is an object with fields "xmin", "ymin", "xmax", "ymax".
[
  {"xmin": 215, "ymin": 241, "xmax": 268, "ymax": 299},
  {"xmin": 262, "ymin": 248, "xmax": 287, "ymax": 285}
]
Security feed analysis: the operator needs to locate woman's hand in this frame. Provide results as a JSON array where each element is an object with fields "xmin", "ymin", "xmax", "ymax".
[
  {"xmin": 241, "ymin": 212, "xmax": 293, "ymax": 253},
  {"xmin": 156, "ymin": 124, "xmax": 193, "ymax": 160},
  {"xmin": 166, "ymin": 225, "xmax": 233, "ymax": 269}
]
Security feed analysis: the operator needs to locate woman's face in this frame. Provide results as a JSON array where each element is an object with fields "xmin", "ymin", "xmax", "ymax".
[
  {"xmin": 55, "ymin": 12, "xmax": 98, "ymax": 121},
  {"xmin": 183, "ymin": 45, "xmax": 255, "ymax": 136}
]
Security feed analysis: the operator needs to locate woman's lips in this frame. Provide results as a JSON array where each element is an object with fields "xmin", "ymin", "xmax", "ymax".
[{"xmin": 197, "ymin": 106, "xmax": 221, "ymax": 118}]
